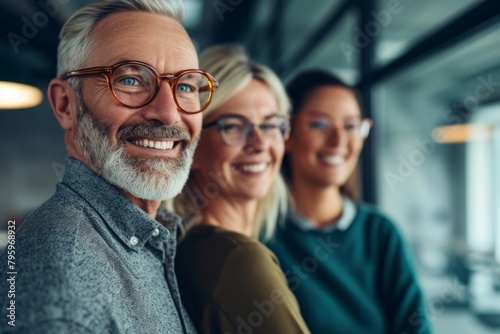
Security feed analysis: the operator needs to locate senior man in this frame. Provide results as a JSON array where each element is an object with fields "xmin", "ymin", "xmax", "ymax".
[{"xmin": 0, "ymin": 0, "xmax": 218, "ymax": 333}]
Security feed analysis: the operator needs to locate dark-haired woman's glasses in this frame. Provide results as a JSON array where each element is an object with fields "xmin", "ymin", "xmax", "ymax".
[{"xmin": 303, "ymin": 117, "xmax": 372, "ymax": 139}]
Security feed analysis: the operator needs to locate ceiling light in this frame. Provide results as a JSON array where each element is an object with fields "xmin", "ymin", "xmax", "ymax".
[
  {"xmin": 0, "ymin": 81, "xmax": 43, "ymax": 109},
  {"xmin": 432, "ymin": 123, "xmax": 493, "ymax": 143}
]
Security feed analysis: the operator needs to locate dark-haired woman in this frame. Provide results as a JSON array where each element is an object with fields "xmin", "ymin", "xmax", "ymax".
[{"xmin": 266, "ymin": 70, "xmax": 432, "ymax": 334}]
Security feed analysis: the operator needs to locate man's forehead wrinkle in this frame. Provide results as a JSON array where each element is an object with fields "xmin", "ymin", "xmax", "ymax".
[{"xmin": 88, "ymin": 13, "xmax": 198, "ymax": 69}]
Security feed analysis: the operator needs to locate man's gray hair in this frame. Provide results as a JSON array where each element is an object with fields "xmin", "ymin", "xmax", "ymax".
[{"xmin": 57, "ymin": 0, "xmax": 184, "ymax": 83}]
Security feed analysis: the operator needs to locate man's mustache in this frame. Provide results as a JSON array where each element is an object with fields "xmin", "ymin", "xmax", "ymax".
[{"xmin": 117, "ymin": 123, "xmax": 191, "ymax": 146}]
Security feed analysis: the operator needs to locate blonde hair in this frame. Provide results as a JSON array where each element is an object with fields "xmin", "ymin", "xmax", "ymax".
[{"xmin": 170, "ymin": 44, "xmax": 290, "ymax": 240}]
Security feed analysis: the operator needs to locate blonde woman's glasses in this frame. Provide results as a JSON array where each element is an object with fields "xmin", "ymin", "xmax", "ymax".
[{"xmin": 203, "ymin": 114, "xmax": 290, "ymax": 146}]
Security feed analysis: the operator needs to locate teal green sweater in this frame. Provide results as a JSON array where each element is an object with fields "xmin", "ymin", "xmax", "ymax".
[{"xmin": 265, "ymin": 203, "xmax": 432, "ymax": 334}]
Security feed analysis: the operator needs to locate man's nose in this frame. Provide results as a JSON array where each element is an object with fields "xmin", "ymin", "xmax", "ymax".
[{"xmin": 140, "ymin": 81, "xmax": 181, "ymax": 125}]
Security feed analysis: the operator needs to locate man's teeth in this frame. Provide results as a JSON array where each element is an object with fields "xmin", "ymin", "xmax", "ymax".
[
  {"xmin": 239, "ymin": 163, "xmax": 267, "ymax": 173},
  {"xmin": 132, "ymin": 139, "xmax": 174, "ymax": 150},
  {"xmin": 322, "ymin": 155, "xmax": 345, "ymax": 165}
]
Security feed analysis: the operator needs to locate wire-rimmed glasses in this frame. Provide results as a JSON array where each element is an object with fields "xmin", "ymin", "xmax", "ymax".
[
  {"xmin": 301, "ymin": 117, "xmax": 372, "ymax": 139},
  {"xmin": 62, "ymin": 60, "xmax": 219, "ymax": 114},
  {"xmin": 203, "ymin": 114, "xmax": 290, "ymax": 146}
]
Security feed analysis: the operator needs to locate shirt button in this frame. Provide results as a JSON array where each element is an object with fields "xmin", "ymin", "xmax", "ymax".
[
  {"xmin": 129, "ymin": 236, "xmax": 139, "ymax": 246},
  {"xmin": 152, "ymin": 228, "xmax": 160, "ymax": 237}
]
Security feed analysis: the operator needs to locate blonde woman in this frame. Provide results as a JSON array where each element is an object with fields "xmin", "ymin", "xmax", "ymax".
[{"xmin": 172, "ymin": 45, "xmax": 310, "ymax": 334}]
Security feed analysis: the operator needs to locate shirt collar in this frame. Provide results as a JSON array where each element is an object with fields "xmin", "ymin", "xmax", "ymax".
[
  {"xmin": 61, "ymin": 158, "xmax": 181, "ymax": 251},
  {"xmin": 289, "ymin": 195, "xmax": 357, "ymax": 232}
]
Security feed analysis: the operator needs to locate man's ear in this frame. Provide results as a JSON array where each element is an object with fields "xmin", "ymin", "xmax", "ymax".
[{"xmin": 48, "ymin": 78, "xmax": 78, "ymax": 130}]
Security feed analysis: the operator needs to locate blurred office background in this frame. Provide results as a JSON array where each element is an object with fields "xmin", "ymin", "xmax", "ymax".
[{"xmin": 1, "ymin": 0, "xmax": 500, "ymax": 332}]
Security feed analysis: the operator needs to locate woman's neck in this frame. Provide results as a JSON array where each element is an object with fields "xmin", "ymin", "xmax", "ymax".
[
  {"xmin": 201, "ymin": 196, "xmax": 257, "ymax": 237},
  {"xmin": 291, "ymin": 177, "xmax": 344, "ymax": 228}
]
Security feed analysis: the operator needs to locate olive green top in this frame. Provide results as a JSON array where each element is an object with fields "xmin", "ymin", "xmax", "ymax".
[{"xmin": 175, "ymin": 224, "xmax": 310, "ymax": 334}]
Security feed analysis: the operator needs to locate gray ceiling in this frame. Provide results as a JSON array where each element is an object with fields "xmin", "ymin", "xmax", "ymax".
[{"xmin": 1, "ymin": 0, "xmax": 495, "ymax": 86}]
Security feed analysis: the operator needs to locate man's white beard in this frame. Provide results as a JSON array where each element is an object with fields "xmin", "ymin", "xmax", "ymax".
[{"xmin": 74, "ymin": 99, "xmax": 197, "ymax": 201}]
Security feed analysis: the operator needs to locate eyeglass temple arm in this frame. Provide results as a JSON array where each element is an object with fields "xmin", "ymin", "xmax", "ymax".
[
  {"xmin": 360, "ymin": 119, "xmax": 373, "ymax": 138},
  {"xmin": 199, "ymin": 83, "xmax": 219, "ymax": 93},
  {"xmin": 63, "ymin": 67, "xmax": 111, "ymax": 79}
]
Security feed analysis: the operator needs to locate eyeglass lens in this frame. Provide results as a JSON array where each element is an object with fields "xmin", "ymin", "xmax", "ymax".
[
  {"xmin": 111, "ymin": 63, "xmax": 211, "ymax": 112},
  {"xmin": 219, "ymin": 115, "xmax": 289, "ymax": 145},
  {"xmin": 306, "ymin": 118, "xmax": 370, "ymax": 138}
]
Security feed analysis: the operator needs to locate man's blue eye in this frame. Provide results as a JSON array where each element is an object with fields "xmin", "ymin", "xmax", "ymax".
[
  {"xmin": 309, "ymin": 120, "xmax": 330, "ymax": 130},
  {"xmin": 177, "ymin": 84, "xmax": 194, "ymax": 93},
  {"xmin": 120, "ymin": 77, "xmax": 139, "ymax": 86}
]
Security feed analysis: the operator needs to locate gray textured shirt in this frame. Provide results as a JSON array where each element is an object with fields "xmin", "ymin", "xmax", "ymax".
[{"xmin": 0, "ymin": 158, "xmax": 197, "ymax": 334}]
